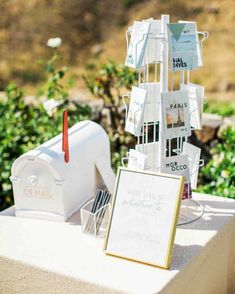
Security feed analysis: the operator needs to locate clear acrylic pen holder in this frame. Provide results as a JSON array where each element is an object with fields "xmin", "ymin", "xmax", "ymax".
[{"xmin": 81, "ymin": 199, "xmax": 111, "ymax": 238}]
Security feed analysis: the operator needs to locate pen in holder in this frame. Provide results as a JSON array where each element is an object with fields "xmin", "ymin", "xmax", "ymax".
[{"xmin": 81, "ymin": 189, "xmax": 111, "ymax": 237}]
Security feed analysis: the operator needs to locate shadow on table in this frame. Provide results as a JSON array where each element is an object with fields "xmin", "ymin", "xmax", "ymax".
[
  {"xmin": 67, "ymin": 208, "xmax": 82, "ymax": 225},
  {"xmin": 178, "ymin": 198, "xmax": 235, "ymax": 231},
  {"xmin": 170, "ymin": 244, "xmax": 203, "ymax": 271}
]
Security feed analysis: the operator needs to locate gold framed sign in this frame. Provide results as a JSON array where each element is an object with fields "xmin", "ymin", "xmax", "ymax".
[{"xmin": 104, "ymin": 167, "xmax": 184, "ymax": 269}]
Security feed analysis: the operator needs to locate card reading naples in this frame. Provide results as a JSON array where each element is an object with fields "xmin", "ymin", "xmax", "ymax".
[
  {"xmin": 167, "ymin": 22, "xmax": 198, "ymax": 71},
  {"xmin": 161, "ymin": 91, "xmax": 191, "ymax": 139},
  {"xmin": 104, "ymin": 168, "xmax": 184, "ymax": 269}
]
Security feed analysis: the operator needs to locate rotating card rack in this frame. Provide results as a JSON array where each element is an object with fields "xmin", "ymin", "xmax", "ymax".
[{"xmin": 122, "ymin": 15, "xmax": 209, "ymax": 225}]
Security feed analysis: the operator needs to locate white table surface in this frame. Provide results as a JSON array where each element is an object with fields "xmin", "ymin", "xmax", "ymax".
[{"xmin": 0, "ymin": 192, "xmax": 235, "ymax": 294}]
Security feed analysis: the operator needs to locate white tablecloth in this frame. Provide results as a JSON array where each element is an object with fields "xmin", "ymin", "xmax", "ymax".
[{"xmin": 0, "ymin": 192, "xmax": 235, "ymax": 294}]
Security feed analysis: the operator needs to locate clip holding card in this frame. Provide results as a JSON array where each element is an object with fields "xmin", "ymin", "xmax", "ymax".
[
  {"xmin": 122, "ymin": 156, "xmax": 129, "ymax": 168},
  {"xmin": 172, "ymin": 148, "xmax": 182, "ymax": 156},
  {"xmin": 122, "ymin": 92, "xmax": 131, "ymax": 120}
]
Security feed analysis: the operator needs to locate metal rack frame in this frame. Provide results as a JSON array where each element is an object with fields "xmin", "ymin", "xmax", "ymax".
[{"xmin": 122, "ymin": 15, "xmax": 209, "ymax": 225}]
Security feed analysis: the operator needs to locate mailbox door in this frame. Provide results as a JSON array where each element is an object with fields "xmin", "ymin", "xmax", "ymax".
[{"xmin": 12, "ymin": 159, "xmax": 65, "ymax": 219}]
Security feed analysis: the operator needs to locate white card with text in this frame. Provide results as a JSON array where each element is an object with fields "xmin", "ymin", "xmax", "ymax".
[
  {"xmin": 181, "ymin": 83, "xmax": 205, "ymax": 130},
  {"xmin": 142, "ymin": 19, "xmax": 161, "ymax": 65},
  {"xmin": 104, "ymin": 168, "xmax": 184, "ymax": 268},
  {"xmin": 125, "ymin": 21, "xmax": 150, "ymax": 69},
  {"xmin": 179, "ymin": 20, "xmax": 202, "ymax": 66},
  {"xmin": 135, "ymin": 142, "xmax": 160, "ymax": 171},
  {"xmin": 161, "ymin": 91, "xmax": 191, "ymax": 139},
  {"xmin": 139, "ymin": 82, "xmax": 161, "ymax": 122},
  {"xmin": 128, "ymin": 149, "xmax": 147, "ymax": 170},
  {"xmin": 167, "ymin": 22, "xmax": 199, "ymax": 71},
  {"xmin": 125, "ymin": 86, "xmax": 147, "ymax": 136},
  {"xmin": 160, "ymin": 154, "xmax": 190, "ymax": 182},
  {"xmin": 182, "ymin": 142, "xmax": 201, "ymax": 189}
]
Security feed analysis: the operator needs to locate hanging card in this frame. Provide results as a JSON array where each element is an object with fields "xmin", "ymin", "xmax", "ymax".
[
  {"xmin": 142, "ymin": 19, "xmax": 161, "ymax": 65},
  {"xmin": 160, "ymin": 154, "xmax": 191, "ymax": 199},
  {"xmin": 160, "ymin": 155, "xmax": 190, "ymax": 182},
  {"xmin": 167, "ymin": 22, "xmax": 199, "ymax": 71},
  {"xmin": 179, "ymin": 20, "xmax": 202, "ymax": 66},
  {"xmin": 104, "ymin": 167, "xmax": 184, "ymax": 269},
  {"xmin": 182, "ymin": 142, "xmax": 201, "ymax": 190},
  {"xmin": 161, "ymin": 91, "xmax": 191, "ymax": 139},
  {"xmin": 181, "ymin": 83, "xmax": 205, "ymax": 130},
  {"xmin": 125, "ymin": 21, "xmax": 150, "ymax": 69},
  {"xmin": 128, "ymin": 149, "xmax": 147, "ymax": 170},
  {"xmin": 139, "ymin": 82, "xmax": 161, "ymax": 122},
  {"xmin": 136, "ymin": 142, "xmax": 160, "ymax": 171},
  {"xmin": 125, "ymin": 86, "xmax": 147, "ymax": 136}
]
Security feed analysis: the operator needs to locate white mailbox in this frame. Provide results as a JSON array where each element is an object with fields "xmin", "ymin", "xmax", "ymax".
[{"xmin": 10, "ymin": 120, "xmax": 115, "ymax": 222}]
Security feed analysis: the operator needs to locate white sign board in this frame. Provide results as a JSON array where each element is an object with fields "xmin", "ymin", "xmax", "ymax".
[{"xmin": 104, "ymin": 168, "xmax": 184, "ymax": 269}]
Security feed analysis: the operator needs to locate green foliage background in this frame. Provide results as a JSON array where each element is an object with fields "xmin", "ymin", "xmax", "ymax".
[
  {"xmin": 0, "ymin": 60, "xmax": 235, "ymax": 211},
  {"xmin": 198, "ymin": 127, "xmax": 235, "ymax": 198},
  {"xmin": 84, "ymin": 61, "xmax": 138, "ymax": 172},
  {"xmin": 0, "ymin": 84, "xmax": 91, "ymax": 211}
]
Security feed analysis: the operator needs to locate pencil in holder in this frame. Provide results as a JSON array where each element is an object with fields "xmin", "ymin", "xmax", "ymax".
[{"xmin": 81, "ymin": 198, "xmax": 111, "ymax": 237}]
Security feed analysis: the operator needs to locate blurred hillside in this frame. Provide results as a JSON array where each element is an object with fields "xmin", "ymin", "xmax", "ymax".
[
  {"xmin": 0, "ymin": 0, "xmax": 124, "ymax": 87},
  {"xmin": 0, "ymin": 0, "xmax": 234, "ymax": 100}
]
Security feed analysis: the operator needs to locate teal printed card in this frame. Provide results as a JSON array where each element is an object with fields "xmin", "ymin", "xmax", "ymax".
[{"xmin": 167, "ymin": 23, "xmax": 199, "ymax": 71}]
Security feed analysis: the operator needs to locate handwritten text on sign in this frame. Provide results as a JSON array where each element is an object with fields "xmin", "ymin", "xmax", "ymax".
[{"xmin": 105, "ymin": 168, "xmax": 183, "ymax": 268}]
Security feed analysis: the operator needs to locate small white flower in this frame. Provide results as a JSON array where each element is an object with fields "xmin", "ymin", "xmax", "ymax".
[
  {"xmin": 47, "ymin": 37, "xmax": 62, "ymax": 48},
  {"xmin": 43, "ymin": 99, "xmax": 61, "ymax": 116},
  {"xmin": 213, "ymin": 154, "xmax": 219, "ymax": 166},
  {"xmin": 218, "ymin": 152, "xmax": 224, "ymax": 163},
  {"xmin": 221, "ymin": 170, "xmax": 229, "ymax": 178},
  {"xmin": 224, "ymin": 189, "xmax": 229, "ymax": 196}
]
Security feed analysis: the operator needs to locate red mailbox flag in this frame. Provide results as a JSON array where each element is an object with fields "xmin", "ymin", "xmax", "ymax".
[{"xmin": 62, "ymin": 110, "xmax": 69, "ymax": 163}]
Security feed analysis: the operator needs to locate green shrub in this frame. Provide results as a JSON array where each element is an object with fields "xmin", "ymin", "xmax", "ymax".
[
  {"xmin": 198, "ymin": 127, "xmax": 235, "ymax": 198},
  {"xmin": 0, "ymin": 83, "xmax": 91, "ymax": 211},
  {"xmin": 122, "ymin": 0, "xmax": 142, "ymax": 8},
  {"xmin": 83, "ymin": 61, "xmax": 138, "ymax": 171},
  {"xmin": 204, "ymin": 100, "xmax": 235, "ymax": 117},
  {"xmin": 0, "ymin": 39, "xmax": 92, "ymax": 211},
  {"xmin": 37, "ymin": 45, "xmax": 70, "ymax": 101}
]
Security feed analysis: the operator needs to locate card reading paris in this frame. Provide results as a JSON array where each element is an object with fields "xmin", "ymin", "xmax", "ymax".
[
  {"xmin": 104, "ymin": 168, "xmax": 184, "ymax": 269},
  {"xmin": 161, "ymin": 90, "xmax": 191, "ymax": 139}
]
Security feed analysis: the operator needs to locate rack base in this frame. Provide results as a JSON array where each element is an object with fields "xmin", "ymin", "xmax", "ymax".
[{"xmin": 178, "ymin": 198, "xmax": 204, "ymax": 226}]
